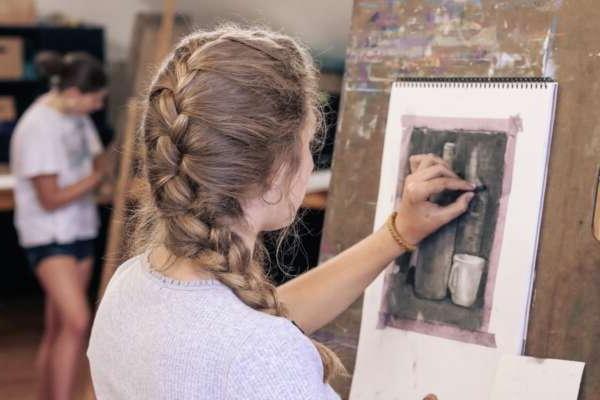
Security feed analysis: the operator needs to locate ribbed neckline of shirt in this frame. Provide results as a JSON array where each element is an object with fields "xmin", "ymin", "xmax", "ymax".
[{"xmin": 139, "ymin": 250, "xmax": 226, "ymax": 290}]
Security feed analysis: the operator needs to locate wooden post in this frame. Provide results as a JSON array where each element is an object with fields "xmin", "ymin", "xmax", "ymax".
[
  {"xmin": 96, "ymin": 0, "xmax": 177, "ymax": 300},
  {"xmin": 85, "ymin": 2, "xmax": 178, "ymax": 399},
  {"xmin": 96, "ymin": 100, "xmax": 139, "ymax": 299}
]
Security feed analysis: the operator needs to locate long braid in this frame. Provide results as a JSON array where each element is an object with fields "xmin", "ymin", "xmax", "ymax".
[
  {"xmin": 138, "ymin": 25, "xmax": 345, "ymax": 382},
  {"xmin": 146, "ymin": 64, "xmax": 288, "ymax": 315}
]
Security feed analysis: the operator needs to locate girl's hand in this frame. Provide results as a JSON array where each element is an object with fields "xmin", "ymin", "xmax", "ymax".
[
  {"xmin": 93, "ymin": 151, "xmax": 110, "ymax": 179},
  {"xmin": 89, "ymin": 169, "xmax": 104, "ymax": 188},
  {"xmin": 395, "ymin": 154, "xmax": 475, "ymax": 246}
]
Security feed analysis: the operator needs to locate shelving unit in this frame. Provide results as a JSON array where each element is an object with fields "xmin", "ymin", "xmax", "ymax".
[{"xmin": 0, "ymin": 25, "xmax": 109, "ymax": 163}]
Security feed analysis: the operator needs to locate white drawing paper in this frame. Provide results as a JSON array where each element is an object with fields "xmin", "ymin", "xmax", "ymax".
[
  {"xmin": 490, "ymin": 355, "xmax": 584, "ymax": 400},
  {"xmin": 350, "ymin": 80, "xmax": 558, "ymax": 400}
]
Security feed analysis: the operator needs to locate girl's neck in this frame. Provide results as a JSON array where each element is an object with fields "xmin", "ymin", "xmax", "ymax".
[
  {"xmin": 148, "ymin": 225, "xmax": 258, "ymax": 282},
  {"xmin": 233, "ymin": 225, "xmax": 257, "ymax": 254},
  {"xmin": 148, "ymin": 246, "xmax": 215, "ymax": 282},
  {"xmin": 43, "ymin": 91, "xmax": 70, "ymax": 114}
]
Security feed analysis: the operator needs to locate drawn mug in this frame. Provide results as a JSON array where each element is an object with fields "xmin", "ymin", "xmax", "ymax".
[{"xmin": 448, "ymin": 253, "xmax": 486, "ymax": 308}]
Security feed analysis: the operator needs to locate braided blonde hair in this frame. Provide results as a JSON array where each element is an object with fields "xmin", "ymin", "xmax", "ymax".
[{"xmin": 134, "ymin": 25, "xmax": 345, "ymax": 382}]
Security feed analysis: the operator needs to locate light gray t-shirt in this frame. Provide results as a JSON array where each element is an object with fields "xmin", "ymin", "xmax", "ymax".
[
  {"xmin": 87, "ymin": 252, "xmax": 341, "ymax": 400},
  {"xmin": 9, "ymin": 97, "xmax": 103, "ymax": 247}
]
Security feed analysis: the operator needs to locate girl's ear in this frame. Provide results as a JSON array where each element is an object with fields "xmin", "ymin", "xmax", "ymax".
[
  {"xmin": 261, "ymin": 185, "xmax": 284, "ymax": 206},
  {"xmin": 261, "ymin": 162, "xmax": 290, "ymax": 206}
]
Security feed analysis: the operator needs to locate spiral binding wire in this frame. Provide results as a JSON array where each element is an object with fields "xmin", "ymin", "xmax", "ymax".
[{"xmin": 394, "ymin": 77, "xmax": 555, "ymax": 89}]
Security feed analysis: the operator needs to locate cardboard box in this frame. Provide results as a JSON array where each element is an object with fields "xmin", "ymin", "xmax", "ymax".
[
  {"xmin": 0, "ymin": 37, "xmax": 23, "ymax": 79},
  {"xmin": 0, "ymin": 0, "xmax": 36, "ymax": 25},
  {"xmin": 0, "ymin": 97, "xmax": 16, "ymax": 122}
]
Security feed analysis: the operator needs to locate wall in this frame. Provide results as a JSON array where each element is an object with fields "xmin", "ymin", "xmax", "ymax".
[
  {"xmin": 36, "ymin": 0, "xmax": 353, "ymax": 126},
  {"xmin": 37, "ymin": 0, "xmax": 353, "ymax": 66}
]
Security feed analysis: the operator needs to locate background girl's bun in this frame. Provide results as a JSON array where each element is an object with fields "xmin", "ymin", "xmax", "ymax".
[
  {"xmin": 34, "ymin": 51, "xmax": 64, "ymax": 81},
  {"xmin": 33, "ymin": 51, "xmax": 106, "ymax": 92}
]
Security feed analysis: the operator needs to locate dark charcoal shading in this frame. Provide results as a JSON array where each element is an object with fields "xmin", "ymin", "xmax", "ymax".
[{"xmin": 386, "ymin": 127, "xmax": 507, "ymax": 331}]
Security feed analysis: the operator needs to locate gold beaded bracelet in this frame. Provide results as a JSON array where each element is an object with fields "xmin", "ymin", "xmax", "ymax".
[{"xmin": 386, "ymin": 211, "xmax": 417, "ymax": 252}]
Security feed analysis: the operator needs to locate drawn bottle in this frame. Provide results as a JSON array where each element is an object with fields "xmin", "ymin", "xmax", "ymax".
[
  {"xmin": 456, "ymin": 146, "xmax": 488, "ymax": 255},
  {"xmin": 414, "ymin": 142, "xmax": 458, "ymax": 300},
  {"xmin": 451, "ymin": 146, "xmax": 489, "ymax": 307}
]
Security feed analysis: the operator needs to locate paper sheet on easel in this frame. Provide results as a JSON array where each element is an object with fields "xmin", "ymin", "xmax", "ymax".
[
  {"xmin": 490, "ymin": 355, "xmax": 584, "ymax": 400},
  {"xmin": 350, "ymin": 80, "xmax": 559, "ymax": 399}
]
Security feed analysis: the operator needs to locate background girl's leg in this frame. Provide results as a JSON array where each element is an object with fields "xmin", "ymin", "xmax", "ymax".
[
  {"xmin": 35, "ymin": 298, "xmax": 60, "ymax": 400},
  {"xmin": 76, "ymin": 256, "xmax": 94, "ymax": 292},
  {"xmin": 77, "ymin": 256, "xmax": 95, "ymax": 399},
  {"xmin": 35, "ymin": 255, "xmax": 91, "ymax": 400}
]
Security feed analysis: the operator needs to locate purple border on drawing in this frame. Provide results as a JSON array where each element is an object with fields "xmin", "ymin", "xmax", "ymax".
[{"xmin": 377, "ymin": 115, "xmax": 522, "ymax": 348}]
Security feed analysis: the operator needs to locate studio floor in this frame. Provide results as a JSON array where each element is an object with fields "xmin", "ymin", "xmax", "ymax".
[{"xmin": 0, "ymin": 296, "xmax": 92, "ymax": 399}]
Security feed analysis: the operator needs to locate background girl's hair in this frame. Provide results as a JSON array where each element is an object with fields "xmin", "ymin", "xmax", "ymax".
[
  {"xmin": 34, "ymin": 50, "xmax": 107, "ymax": 93},
  {"xmin": 132, "ymin": 24, "xmax": 346, "ymax": 382}
]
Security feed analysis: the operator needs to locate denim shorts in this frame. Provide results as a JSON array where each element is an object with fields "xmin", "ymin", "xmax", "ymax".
[{"xmin": 24, "ymin": 238, "xmax": 96, "ymax": 271}]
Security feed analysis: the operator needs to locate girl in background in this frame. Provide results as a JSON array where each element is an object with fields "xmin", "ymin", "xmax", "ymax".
[{"xmin": 10, "ymin": 51, "xmax": 108, "ymax": 400}]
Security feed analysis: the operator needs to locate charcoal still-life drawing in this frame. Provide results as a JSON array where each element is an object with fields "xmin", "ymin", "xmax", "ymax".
[
  {"xmin": 352, "ymin": 79, "xmax": 558, "ymax": 399},
  {"xmin": 382, "ymin": 127, "xmax": 508, "ymax": 336}
]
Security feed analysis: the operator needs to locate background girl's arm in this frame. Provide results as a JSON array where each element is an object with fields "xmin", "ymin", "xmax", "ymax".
[
  {"xmin": 32, "ymin": 171, "xmax": 102, "ymax": 211},
  {"xmin": 93, "ymin": 152, "xmax": 108, "ymax": 172},
  {"xmin": 278, "ymin": 155, "xmax": 476, "ymax": 334}
]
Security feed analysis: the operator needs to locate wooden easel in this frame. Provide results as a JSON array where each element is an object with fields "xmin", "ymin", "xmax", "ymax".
[
  {"xmin": 96, "ymin": 0, "xmax": 177, "ymax": 300},
  {"xmin": 594, "ymin": 168, "xmax": 600, "ymax": 241},
  {"xmin": 84, "ymin": 2, "xmax": 178, "ymax": 398}
]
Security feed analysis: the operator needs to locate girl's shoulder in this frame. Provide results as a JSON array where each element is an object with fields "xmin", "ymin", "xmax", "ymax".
[
  {"xmin": 234, "ymin": 312, "xmax": 323, "ymax": 374},
  {"xmin": 225, "ymin": 314, "xmax": 337, "ymax": 399},
  {"xmin": 96, "ymin": 252, "xmax": 144, "ymax": 298},
  {"xmin": 226, "ymin": 295, "xmax": 314, "ymax": 349},
  {"xmin": 13, "ymin": 100, "xmax": 62, "ymax": 137}
]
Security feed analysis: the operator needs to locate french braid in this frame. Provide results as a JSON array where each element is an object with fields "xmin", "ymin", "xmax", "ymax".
[{"xmin": 135, "ymin": 25, "xmax": 345, "ymax": 382}]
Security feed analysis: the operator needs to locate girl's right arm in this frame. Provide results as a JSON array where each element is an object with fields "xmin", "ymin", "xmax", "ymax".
[
  {"xmin": 32, "ymin": 171, "xmax": 102, "ymax": 211},
  {"xmin": 278, "ymin": 154, "xmax": 474, "ymax": 334}
]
